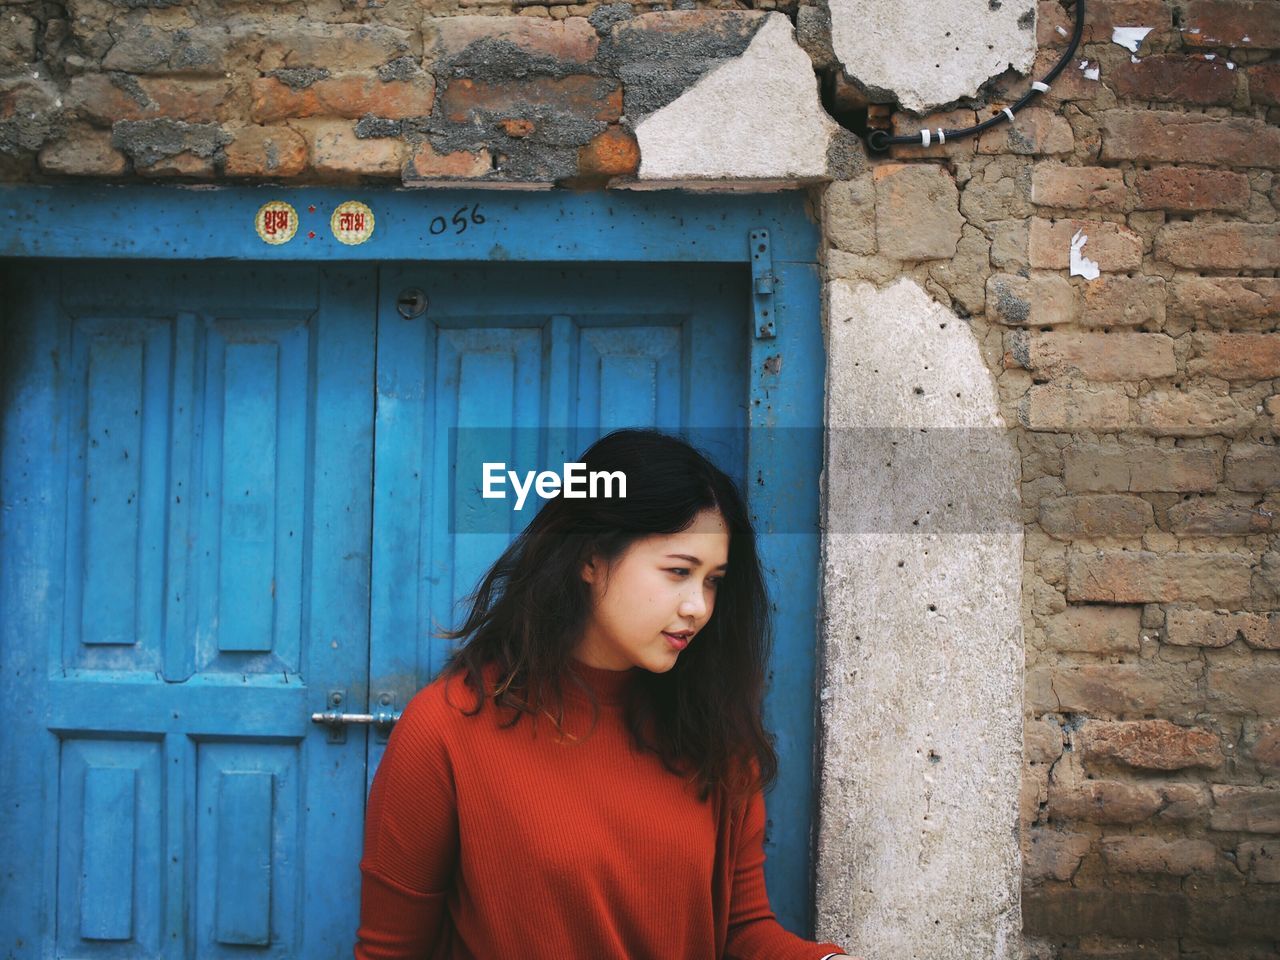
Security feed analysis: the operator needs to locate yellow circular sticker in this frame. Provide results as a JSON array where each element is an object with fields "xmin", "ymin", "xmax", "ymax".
[
  {"xmin": 331, "ymin": 201, "xmax": 375, "ymax": 245},
  {"xmin": 255, "ymin": 201, "xmax": 298, "ymax": 245}
]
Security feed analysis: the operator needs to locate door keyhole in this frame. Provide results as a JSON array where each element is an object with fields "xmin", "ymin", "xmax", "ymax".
[{"xmin": 397, "ymin": 288, "xmax": 428, "ymax": 319}]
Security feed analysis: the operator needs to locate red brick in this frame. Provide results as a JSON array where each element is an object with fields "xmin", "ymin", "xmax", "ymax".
[
  {"xmin": 223, "ymin": 125, "xmax": 307, "ymax": 178},
  {"xmin": 1008, "ymin": 331, "xmax": 1175, "ymax": 380},
  {"xmin": 1019, "ymin": 383, "xmax": 1130, "ymax": 432},
  {"xmin": 37, "ymin": 127, "xmax": 128, "ymax": 176},
  {"xmin": 1024, "ymin": 890, "xmax": 1188, "ymax": 940},
  {"xmin": 306, "ymin": 122, "xmax": 402, "ymax": 179},
  {"xmin": 500, "ymin": 119, "xmax": 534, "ymax": 138},
  {"xmin": 1065, "ymin": 549, "xmax": 1252, "ymax": 604},
  {"xmin": 1025, "ymin": 829, "xmax": 1090, "ymax": 881},
  {"xmin": 1182, "ymin": 0, "xmax": 1280, "ymax": 49},
  {"xmin": 136, "ymin": 152, "xmax": 215, "ymax": 178},
  {"xmin": 439, "ymin": 76, "xmax": 621, "ymax": 124},
  {"xmin": 889, "ymin": 108, "xmax": 978, "ymax": 159},
  {"xmin": 1135, "ymin": 168, "xmax": 1250, "ymax": 212},
  {"xmin": 1237, "ymin": 840, "xmax": 1280, "ymax": 882},
  {"xmin": 1166, "ymin": 607, "xmax": 1280, "ymax": 648},
  {"xmin": 1168, "ymin": 278, "xmax": 1280, "ymax": 330},
  {"xmin": 1188, "ymin": 332, "xmax": 1280, "ymax": 379},
  {"xmin": 1022, "ymin": 50, "xmax": 1103, "ymax": 103},
  {"xmin": 1049, "ymin": 778, "xmax": 1165, "ymax": 824},
  {"xmin": 403, "ymin": 141, "xmax": 492, "ymax": 180},
  {"xmin": 1249, "ymin": 62, "xmax": 1280, "ymax": 106},
  {"xmin": 1048, "ymin": 664, "xmax": 1207, "ymax": 722},
  {"xmin": 976, "ymin": 106, "xmax": 1073, "ymax": 155},
  {"xmin": 1209, "ymin": 785, "xmax": 1280, "ymax": 832},
  {"xmin": 1224, "ymin": 444, "xmax": 1280, "ymax": 492},
  {"xmin": 1063, "ymin": 444, "xmax": 1220, "ymax": 493},
  {"xmin": 1043, "ymin": 604, "xmax": 1143, "ymax": 654},
  {"xmin": 69, "ymin": 75, "xmax": 234, "ymax": 126},
  {"xmin": 576, "ymin": 125, "xmax": 638, "ymax": 179},
  {"xmin": 1099, "ymin": 836, "xmax": 1219, "ymax": 875},
  {"xmin": 1136, "ymin": 386, "xmax": 1253, "ymax": 437},
  {"xmin": 1077, "ymin": 719, "xmax": 1223, "ymax": 770},
  {"xmin": 1167, "ymin": 497, "xmax": 1275, "ymax": 536},
  {"xmin": 1036, "ymin": 1, "xmax": 1173, "ymax": 47},
  {"xmin": 251, "ymin": 74, "xmax": 435, "ymax": 123},
  {"xmin": 987, "ymin": 273, "xmax": 1076, "ymax": 326},
  {"xmin": 1029, "ymin": 218, "xmax": 1143, "ymax": 272},
  {"xmin": 1110, "ymin": 54, "xmax": 1237, "ymax": 104},
  {"xmin": 1101, "ymin": 111, "xmax": 1280, "ymax": 167},
  {"xmin": 1039, "ymin": 493, "xmax": 1152, "ymax": 539},
  {"xmin": 1252, "ymin": 722, "xmax": 1280, "ymax": 774},
  {"xmin": 1030, "ymin": 163, "xmax": 1127, "ymax": 210},
  {"xmin": 246, "ymin": 22, "xmax": 412, "ymax": 73},
  {"xmin": 422, "ymin": 15, "xmax": 599, "ymax": 63},
  {"xmin": 1079, "ymin": 276, "xmax": 1166, "ymax": 329},
  {"xmin": 1026, "ymin": 718, "xmax": 1066, "ymax": 762},
  {"xmin": 1207, "ymin": 665, "xmax": 1280, "ymax": 717},
  {"xmin": 1155, "ymin": 223, "xmax": 1280, "ymax": 270}
]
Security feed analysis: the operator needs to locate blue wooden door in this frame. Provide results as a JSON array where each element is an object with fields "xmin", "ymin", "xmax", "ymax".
[
  {"xmin": 1, "ymin": 249, "xmax": 821, "ymax": 957},
  {"xmin": 0, "ymin": 261, "xmax": 376, "ymax": 959},
  {"xmin": 368, "ymin": 262, "xmax": 748, "ymax": 742}
]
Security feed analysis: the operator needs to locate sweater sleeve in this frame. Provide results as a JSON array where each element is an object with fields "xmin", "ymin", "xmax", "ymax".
[
  {"xmin": 724, "ymin": 781, "xmax": 848, "ymax": 960},
  {"xmin": 354, "ymin": 687, "xmax": 459, "ymax": 960}
]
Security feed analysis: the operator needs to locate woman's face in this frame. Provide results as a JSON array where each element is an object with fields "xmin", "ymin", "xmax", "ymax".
[{"xmin": 574, "ymin": 508, "xmax": 730, "ymax": 673}]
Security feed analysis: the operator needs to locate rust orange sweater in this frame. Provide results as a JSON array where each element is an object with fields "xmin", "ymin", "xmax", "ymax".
[{"xmin": 354, "ymin": 658, "xmax": 847, "ymax": 960}]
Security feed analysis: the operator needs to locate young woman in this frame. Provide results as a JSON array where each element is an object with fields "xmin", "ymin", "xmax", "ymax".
[{"xmin": 354, "ymin": 429, "xmax": 856, "ymax": 960}]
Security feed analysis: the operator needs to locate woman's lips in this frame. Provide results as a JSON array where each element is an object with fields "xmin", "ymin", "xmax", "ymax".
[{"xmin": 664, "ymin": 632, "xmax": 690, "ymax": 651}]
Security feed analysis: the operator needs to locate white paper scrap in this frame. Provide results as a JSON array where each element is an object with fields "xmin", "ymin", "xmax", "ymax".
[
  {"xmin": 1112, "ymin": 26, "xmax": 1154, "ymax": 52},
  {"xmin": 1084, "ymin": 64, "xmax": 1100, "ymax": 80},
  {"xmin": 1069, "ymin": 229, "xmax": 1100, "ymax": 281},
  {"xmin": 1056, "ymin": 25, "xmax": 1069, "ymax": 37}
]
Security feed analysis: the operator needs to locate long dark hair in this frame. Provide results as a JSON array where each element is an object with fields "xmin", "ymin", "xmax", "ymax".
[{"xmin": 436, "ymin": 428, "xmax": 778, "ymax": 806}]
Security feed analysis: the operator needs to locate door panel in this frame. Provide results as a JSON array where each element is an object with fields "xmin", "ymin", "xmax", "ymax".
[
  {"xmin": 369, "ymin": 261, "xmax": 750, "ymax": 776},
  {"xmin": 0, "ymin": 262, "xmax": 376, "ymax": 959}
]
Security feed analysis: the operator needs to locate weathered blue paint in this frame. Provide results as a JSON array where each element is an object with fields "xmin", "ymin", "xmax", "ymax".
[
  {"xmin": 0, "ymin": 186, "xmax": 828, "ymax": 954},
  {"xmin": 2, "ymin": 262, "xmax": 377, "ymax": 959},
  {"xmin": 0, "ymin": 185, "xmax": 819, "ymax": 263}
]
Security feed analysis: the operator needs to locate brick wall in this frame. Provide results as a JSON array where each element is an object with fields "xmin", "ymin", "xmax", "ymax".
[
  {"xmin": 965, "ymin": 1, "xmax": 1277, "ymax": 954},
  {"xmin": 821, "ymin": 0, "xmax": 1278, "ymax": 954},
  {"xmin": 2, "ymin": 0, "xmax": 1278, "ymax": 954}
]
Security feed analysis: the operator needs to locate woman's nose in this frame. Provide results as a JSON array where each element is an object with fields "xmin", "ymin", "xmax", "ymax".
[{"xmin": 679, "ymin": 588, "xmax": 708, "ymax": 619}]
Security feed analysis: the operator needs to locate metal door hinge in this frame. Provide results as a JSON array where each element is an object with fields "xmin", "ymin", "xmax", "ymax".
[{"xmin": 749, "ymin": 229, "xmax": 776, "ymax": 340}]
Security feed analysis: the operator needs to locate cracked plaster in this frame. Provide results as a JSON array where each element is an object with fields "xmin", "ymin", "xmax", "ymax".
[
  {"xmin": 829, "ymin": 0, "xmax": 1038, "ymax": 113},
  {"xmin": 633, "ymin": 12, "xmax": 840, "ymax": 183}
]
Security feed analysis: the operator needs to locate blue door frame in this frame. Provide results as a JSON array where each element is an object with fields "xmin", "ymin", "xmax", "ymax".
[{"xmin": 0, "ymin": 185, "xmax": 828, "ymax": 944}]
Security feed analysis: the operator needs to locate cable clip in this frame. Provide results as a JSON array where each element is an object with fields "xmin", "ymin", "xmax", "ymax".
[
  {"xmin": 1032, "ymin": 80, "xmax": 1050, "ymax": 92},
  {"xmin": 1002, "ymin": 106, "xmax": 1016, "ymax": 123},
  {"xmin": 919, "ymin": 129, "xmax": 931, "ymax": 146}
]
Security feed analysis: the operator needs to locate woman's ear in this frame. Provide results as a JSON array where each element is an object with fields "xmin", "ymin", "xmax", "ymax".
[{"xmin": 580, "ymin": 555, "xmax": 599, "ymax": 585}]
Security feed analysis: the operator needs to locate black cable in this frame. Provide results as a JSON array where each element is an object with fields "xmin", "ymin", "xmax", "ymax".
[{"xmin": 866, "ymin": 0, "xmax": 1086, "ymax": 152}]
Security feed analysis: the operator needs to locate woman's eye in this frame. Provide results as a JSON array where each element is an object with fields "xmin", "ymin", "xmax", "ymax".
[
  {"xmin": 707, "ymin": 577, "xmax": 723, "ymax": 589},
  {"xmin": 667, "ymin": 568, "xmax": 690, "ymax": 577}
]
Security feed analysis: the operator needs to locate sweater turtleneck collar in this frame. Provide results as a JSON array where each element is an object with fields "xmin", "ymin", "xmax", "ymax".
[{"xmin": 564, "ymin": 657, "xmax": 639, "ymax": 706}]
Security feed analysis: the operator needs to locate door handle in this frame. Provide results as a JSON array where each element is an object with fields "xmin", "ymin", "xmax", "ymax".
[{"xmin": 311, "ymin": 690, "xmax": 401, "ymax": 743}]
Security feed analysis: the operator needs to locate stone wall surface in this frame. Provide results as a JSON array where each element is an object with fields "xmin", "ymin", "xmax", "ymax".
[{"xmin": 2, "ymin": 0, "xmax": 1279, "ymax": 957}]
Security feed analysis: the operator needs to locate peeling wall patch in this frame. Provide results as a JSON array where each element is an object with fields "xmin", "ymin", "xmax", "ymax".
[
  {"xmin": 1069, "ymin": 229, "xmax": 1100, "ymax": 280},
  {"xmin": 829, "ymin": 0, "xmax": 1036, "ymax": 114},
  {"xmin": 1111, "ymin": 26, "xmax": 1153, "ymax": 53}
]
